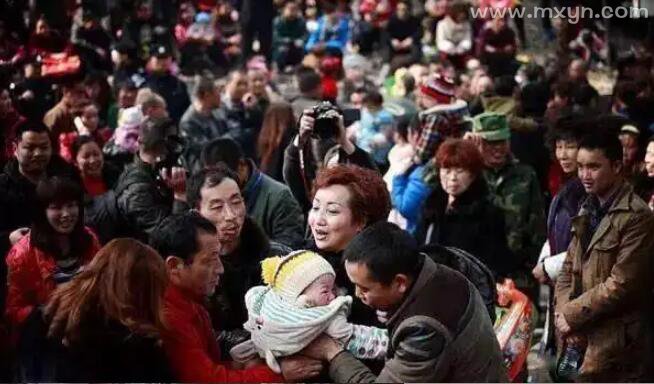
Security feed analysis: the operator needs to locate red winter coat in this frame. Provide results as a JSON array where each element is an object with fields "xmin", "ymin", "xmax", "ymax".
[
  {"xmin": 5, "ymin": 228, "xmax": 100, "ymax": 328},
  {"xmin": 161, "ymin": 285, "xmax": 282, "ymax": 383}
]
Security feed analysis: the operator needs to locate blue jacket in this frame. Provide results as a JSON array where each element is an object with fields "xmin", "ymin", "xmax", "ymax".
[
  {"xmin": 305, "ymin": 16, "xmax": 349, "ymax": 52},
  {"xmin": 392, "ymin": 165, "xmax": 433, "ymax": 233}
]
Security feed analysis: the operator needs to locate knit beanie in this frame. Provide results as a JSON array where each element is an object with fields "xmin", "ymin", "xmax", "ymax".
[
  {"xmin": 420, "ymin": 74, "xmax": 456, "ymax": 105},
  {"xmin": 261, "ymin": 250, "xmax": 335, "ymax": 305}
]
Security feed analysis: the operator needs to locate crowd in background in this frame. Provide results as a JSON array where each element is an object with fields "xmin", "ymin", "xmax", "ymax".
[{"xmin": 1, "ymin": 0, "xmax": 654, "ymax": 382}]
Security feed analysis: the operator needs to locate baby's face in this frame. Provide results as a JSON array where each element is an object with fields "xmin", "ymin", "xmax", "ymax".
[{"xmin": 303, "ymin": 274, "xmax": 336, "ymax": 306}]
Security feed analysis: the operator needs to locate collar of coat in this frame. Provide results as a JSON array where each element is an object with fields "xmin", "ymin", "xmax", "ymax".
[
  {"xmin": 571, "ymin": 181, "xmax": 635, "ymax": 253},
  {"xmin": 385, "ymin": 254, "xmax": 432, "ymax": 327}
]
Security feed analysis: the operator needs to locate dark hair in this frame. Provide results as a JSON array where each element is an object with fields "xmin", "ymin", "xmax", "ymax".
[
  {"xmin": 343, "ymin": 222, "xmax": 421, "ymax": 285},
  {"xmin": 187, "ymin": 165, "xmax": 240, "ymax": 208},
  {"xmin": 614, "ymin": 80, "xmax": 639, "ymax": 107},
  {"xmin": 436, "ymin": 139, "xmax": 484, "ymax": 176},
  {"xmin": 312, "ymin": 165, "xmax": 391, "ymax": 226},
  {"xmin": 552, "ymin": 80, "xmax": 574, "ymax": 101},
  {"xmin": 547, "ymin": 114, "xmax": 591, "ymax": 149},
  {"xmin": 258, "ymin": 102, "xmax": 296, "ymax": 173},
  {"xmin": 200, "ymin": 137, "xmax": 244, "ymax": 170},
  {"xmin": 13, "ymin": 118, "xmax": 50, "ymax": 142},
  {"xmin": 395, "ymin": 115, "xmax": 411, "ymax": 142},
  {"xmin": 194, "ymin": 76, "xmax": 217, "ymax": 98},
  {"xmin": 320, "ymin": 0, "xmax": 337, "ymax": 14},
  {"xmin": 296, "ymin": 67, "xmax": 322, "ymax": 94},
  {"xmin": 493, "ymin": 75, "xmax": 517, "ymax": 97},
  {"xmin": 31, "ymin": 176, "xmax": 92, "ymax": 260},
  {"xmin": 402, "ymin": 73, "xmax": 416, "ymax": 94},
  {"xmin": 139, "ymin": 117, "xmax": 174, "ymax": 153},
  {"xmin": 578, "ymin": 130, "xmax": 623, "ymax": 163},
  {"xmin": 363, "ymin": 90, "xmax": 383, "ymax": 106},
  {"xmin": 525, "ymin": 63, "xmax": 543, "ymax": 82},
  {"xmin": 149, "ymin": 211, "xmax": 217, "ymax": 263},
  {"xmin": 71, "ymin": 135, "xmax": 102, "ymax": 160}
]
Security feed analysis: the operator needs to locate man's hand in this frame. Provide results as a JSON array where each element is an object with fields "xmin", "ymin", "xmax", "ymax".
[
  {"xmin": 279, "ymin": 355, "xmax": 323, "ymax": 382},
  {"xmin": 297, "ymin": 109, "xmax": 315, "ymax": 146},
  {"xmin": 301, "ymin": 334, "xmax": 343, "ymax": 361},
  {"xmin": 463, "ymin": 131, "xmax": 483, "ymax": 151},
  {"xmin": 9, "ymin": 227, "xmax": 29, "ymax": 245},
  {"xmin": 555, "ymin": 312, "xmax": 572, "ymax": 335},
  {"xmin": 532, "ymin": 262, "xmax": 549, "ymax": 284},
  {"xmin": 335, "ymin": 113, "xmax": 356, "ymax": 155},
  {"xmin": 161, "ymin": 167, "xmax": 187, "ymax": 201}
]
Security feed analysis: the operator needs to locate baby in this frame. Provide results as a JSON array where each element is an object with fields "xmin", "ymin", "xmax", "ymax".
[{"xmin": 231, "ymin": 250, "xmax": 388, "ymax": 373}]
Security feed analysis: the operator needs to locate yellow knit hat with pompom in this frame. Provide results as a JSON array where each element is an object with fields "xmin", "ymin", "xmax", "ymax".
[{"xmin": 260, "ymin": 250, "xmax": 335, "ymax": 303}]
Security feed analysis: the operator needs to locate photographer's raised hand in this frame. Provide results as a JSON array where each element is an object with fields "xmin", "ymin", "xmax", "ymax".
[
  {"xmin": 297, "ymin": 109, "xmax": 315, "ymax": 147},
  {"xmin": 334, "ymin": 113, "xmax": 356, "ymax": 155},
  {"xmin": 160, "ymin": 167, "xmax": 187, "ymax": 202}
]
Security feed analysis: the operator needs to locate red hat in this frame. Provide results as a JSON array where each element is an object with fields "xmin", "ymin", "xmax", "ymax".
[{"xmin": 420, "ymin": 74, "xmax": 456, "ymax": 104}]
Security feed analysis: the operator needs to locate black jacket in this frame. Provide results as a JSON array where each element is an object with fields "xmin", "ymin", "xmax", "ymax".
[
  {"xmin": 114, "ymin": 158, "xmax": 187, "ymax": 242},
  {"xmin": 16, "ymin": 309, "xmax": 173, "ymax": 383},
  {"xmin": 416, "ymin": 177, "xmax": 513, "ymax": 277},
  {"xmin": 146, "ymin": 73, "xmax": 191, "ymax": 123},
  {"xmin": 220, "ymin": 101, "xmax": 265, "ymax": 160},
  {"xmin": 208, "ymin": 217, "xmax": 291, "ymax": 332}
]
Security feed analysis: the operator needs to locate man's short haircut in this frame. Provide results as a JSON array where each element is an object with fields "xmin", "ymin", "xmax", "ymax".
[
  {"xmin": 150, "ymin": 211, "xmax": 217, "ymax": 263},
  {"xmin": 363, "ymin": 90, "xmax": 384, "ymax": 106},
  {"xmin": 14, "ymin": 118, "xmax": 50, "ymax": 142},
  {"xmin": 493, "ymin": 75, "xmax": 517, "ymax": 97},
  {"xmin": 200, "ymin": 137, "xmax": 244, "ymax": 170},
  {"xmin": 402, "ymin": 73, "xmax": 416, "ymax": 94},
  {"xmin": 343, "ymin": 222, "xmax": 421, "ymax": 285},
  {"xmin": 194, "ymin": 76, "xmax": 217, "ymax": 98},
  {"xmin": 296, "ymin": 67, "xmax": 322, "ymax": 95},
  {"xmin": 187, "ymin": 165, "xmax": 240, "ymax": 208},
  {"xmin": 578, "ymin": 129, "xmax": 623, "ymax": 163},
  {"xmin": 139, "ymin": 117, "xmax": 174, "ymax": 153}
]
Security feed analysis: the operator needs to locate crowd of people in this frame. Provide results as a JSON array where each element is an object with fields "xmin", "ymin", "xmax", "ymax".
[{"xmin": 1, "ymin": 0, "xmax": 654, "ymax": 382}]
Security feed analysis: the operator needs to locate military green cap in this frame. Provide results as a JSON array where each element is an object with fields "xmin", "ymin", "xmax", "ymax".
[{"xmin": 471, "ymin": 112, "xmax": 510, "ymax": 141}]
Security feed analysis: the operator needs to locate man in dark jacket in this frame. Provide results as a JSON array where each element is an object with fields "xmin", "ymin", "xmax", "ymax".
[
  {"xmin": 179, "ymin": 77, "xmax": 230, "ymax": 172},
  {"xmin": 201, "ymin": 138, "xmax": 304, "ymax": 249},
  {"xmin": 187, "ymin": 167, "xmax": 292, "ymax": 332},
  {"xmin": 0, "ymin": 119, "xmax": 79, "ymax": 311},
  {"xmin": 220, "ymin": 70, "xmax": 264, "ymax": 159},
  {"xmin": 114, "ymin": 117, "xmax": 187, "ymax": 242},
  {"xmin": 145, "ymin": 45, "xmax": 191, "ymax": 123},
  {"xmin": 301, "ymin": 222, "xmax": 507, "ymax": 382},
  {"xmin": 284, "ymin": 106, "xmax": 377, "ymax": 213}
]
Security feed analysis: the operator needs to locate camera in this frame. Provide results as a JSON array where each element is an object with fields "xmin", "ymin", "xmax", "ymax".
[{"xmin": 311, "ymin": 101, "xmax": 341, "ymax": 140}]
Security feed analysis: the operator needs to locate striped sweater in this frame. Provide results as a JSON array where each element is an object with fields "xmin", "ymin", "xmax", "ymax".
[{"xmin": 241, "ymin": 286, "xmax": 388, "ymax": 373}]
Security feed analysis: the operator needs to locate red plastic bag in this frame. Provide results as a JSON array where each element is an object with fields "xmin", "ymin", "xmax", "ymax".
[{"xmin": 494, "ymin": 279, "xmax": 533, "ymax": 382}]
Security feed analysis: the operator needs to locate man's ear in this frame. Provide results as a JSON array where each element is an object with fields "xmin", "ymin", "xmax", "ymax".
[
  {"xmin": 12, "ymin": 141, "xmax": 18, "ymax": 157},
  {"xmin": 393, "ymin": 273, "xmax": 410, "ymax": 295},
  {"xmin": 165, "ymin": 256, "xmax": 185, "ymax": 277}
]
